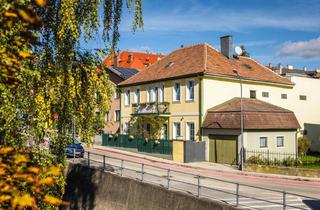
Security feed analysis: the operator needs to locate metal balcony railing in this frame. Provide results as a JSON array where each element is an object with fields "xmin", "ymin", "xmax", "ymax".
[{"xmin": 132, "ymin": 101, "xmax": 170, "ymax": 115}]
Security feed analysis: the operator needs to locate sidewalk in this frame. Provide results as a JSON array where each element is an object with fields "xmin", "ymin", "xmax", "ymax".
[{"xmin": 91, "ymin": 145, "xmax": 320, "ymax": 182}]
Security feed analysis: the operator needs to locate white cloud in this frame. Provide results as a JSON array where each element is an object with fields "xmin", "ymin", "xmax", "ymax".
[
  {"xmin": 128, "ymin": 45, "xmax": 152, "ymax": 52},
  {"xmin": 278, "ymin": 37, "xmax": 320, "ymax": 58}
]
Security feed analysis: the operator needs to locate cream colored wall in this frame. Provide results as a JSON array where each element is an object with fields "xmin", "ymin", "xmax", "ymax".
[
  {"xmin": 243, "ymin": 131, "xmax": 296, "ymax": 154},
  {"xmin": 120, "ymin": 77, "xmax": 200, "ymax": 140},
  {"xmin": 203, "ymin": 76, "xmax": 320, "ymax": 150}
]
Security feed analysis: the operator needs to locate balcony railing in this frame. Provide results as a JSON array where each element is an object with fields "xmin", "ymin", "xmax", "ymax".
[{"xmin": 132, "ymin": 102, "xmax": 170, "ymax": 115}]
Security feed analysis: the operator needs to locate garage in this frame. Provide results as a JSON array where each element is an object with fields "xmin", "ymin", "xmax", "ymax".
[{"xmin": 208, "ymin": 135, "xmax": 237, "ymax": 164}]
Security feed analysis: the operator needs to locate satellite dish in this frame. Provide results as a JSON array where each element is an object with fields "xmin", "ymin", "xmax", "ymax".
[{"xmin": 235, "ymin": 46, "xmax": 243, "ymax": 56}]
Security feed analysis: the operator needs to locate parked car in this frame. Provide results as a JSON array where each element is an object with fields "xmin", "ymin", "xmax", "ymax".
[{"xmin": 66, "ymin": 138, "xmax": 84, "ymax": 158}]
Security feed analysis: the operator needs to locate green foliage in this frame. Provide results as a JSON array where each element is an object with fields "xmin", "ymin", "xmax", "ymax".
[
  {"xmin": 130, "ymin": 116, "xmax": 167, "ymax": 139},
  {"xmin": 246, "ymin": 155, "xmax": 298, "ymax": 167},
  {"xmin": 298, "ymin": 137, "xmax": 311, "ymax": 155}
]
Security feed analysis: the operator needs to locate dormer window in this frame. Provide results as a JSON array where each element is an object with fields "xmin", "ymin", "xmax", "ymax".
[{"xmin": 165, "ymin": 61, "xmax": 174, "ymax": 68}]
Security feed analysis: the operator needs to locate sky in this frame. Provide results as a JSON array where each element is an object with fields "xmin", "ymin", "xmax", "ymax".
[{"xmin": 83, "ymin": 0, "xmax": 320, "ymax": 70}]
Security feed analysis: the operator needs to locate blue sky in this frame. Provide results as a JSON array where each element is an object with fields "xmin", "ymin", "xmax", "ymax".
[{"xmin": 84, "ymin": 0, "xmax": 320, "ymax": 70}]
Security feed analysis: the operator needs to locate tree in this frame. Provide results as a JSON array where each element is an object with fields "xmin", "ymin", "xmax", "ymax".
[
  {"xmin": 0, "ymin": 0, "xmax": 143, "ymax": 207},
  {"xmin": 0, "ymin": 146, "xmax": 68, "ymax": 209},
  {"xmin": 0, "ymin": 0, "xmax": 143, "ymax": 160}
]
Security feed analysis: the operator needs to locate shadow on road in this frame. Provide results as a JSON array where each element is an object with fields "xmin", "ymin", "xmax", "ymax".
[
  {"xmin": 62, "ymin": 163, "xmax": 98, "ymax": 210},
  {"xmin": 303, "ymin": 199, "xmax": 320, "ymax": 210}
]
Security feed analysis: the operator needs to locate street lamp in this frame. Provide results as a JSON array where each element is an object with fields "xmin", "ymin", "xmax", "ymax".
[{"xmin": 233, "ymin": 69, "xmax": 244, "ymax": 171}]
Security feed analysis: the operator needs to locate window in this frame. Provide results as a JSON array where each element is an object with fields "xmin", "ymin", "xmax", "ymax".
[
  {"xmin": 114, "ymin": 110, "xmax": 120, "ymax": 121},
  {"xmin": 250, "ymin": 90, "xmax": 256, "ymax": 99},
  {"xmin": 147, "ymin": 87, "xmax": 156, "ymax": 102},
  {"xmin": 262, "ymin": 92, "xmax": 269, "ymax": 98},
  {"xmin": 260, "ymin": 137, "xmax": 268, "ymax": 148},
  {"xmin": 186, "ymin": 122, "xmax": 195, "ymax": 141},
  {"xmin": 160, "ymin": 124, "xmax": 168, "ymax": 139},
  {"xmin": 124, "ymin": 89, "xmax": 130, "ymax": 106},
  {"xmin": 158, "ymin": 85, "xmax": 164, "ymax": 102},
  {"xmin": 135, "ymin": 88, "xmax": 140, "ymax": 104},
  {"xmin": 281, "ymin": 94, "xmax": 287, "ymax": 99},
  {"xmin": 173, "ymin": 122, "xmax": 181, "ymax": 139},
  {"xmin": 277, "ymin": 136, "xmax": 284, "ymax": 147},
  {"xmin": 123, "ymin": 122, "xmax": 129, "ymax": 134},
  {"xmin": 186, "ymin": 80, "xmax": 195, "ymax": 101},
  {"xmin": 173, "ymin": 82, "xmax": 181, "ymax": 101},
  {"xmin": 114, "ymin": 89, "xmax": 120, "ymax": 99},
  {"xmin": 299, "ymin": 95, "xmax": 307, "ymax": 101},
  {"xmin": 105, "ymin": 111, "xmax": 109, "ymax": 122}
]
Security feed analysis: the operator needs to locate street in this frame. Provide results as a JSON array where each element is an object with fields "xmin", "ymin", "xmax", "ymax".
[{"xmin": 75, "ymin": 147, "xmax": 320, "ymax": 210}]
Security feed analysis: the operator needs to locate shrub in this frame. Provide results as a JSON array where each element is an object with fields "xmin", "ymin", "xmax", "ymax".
[{"xmin": 298, "ymin": 137, "xmax": 311, "ymax": 155}]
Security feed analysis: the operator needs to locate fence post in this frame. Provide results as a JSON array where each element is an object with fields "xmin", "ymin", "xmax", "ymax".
[
  {"xmin": 267, "ymin": 150, "xmax": 270, "ymax": 165},
  {"xmin": 197, "ymin": 175, "xmax": 201, "ymax": 197},
  {"xmin": 283, "ymin": 191, "xmax": 286, "ymax": 210},
  {"xmin": 103, "ymin": 155, "xmax": 106, "ymax": 170},
  {"xmin": 167, "ymin": 169, "xmax": 170, "ymax": 189},
  {"xmin": 87, "ymin": 152, "xmax": 90, "ymax": 167},
  {"xmin": 141, "ymin": 163, "xmax": 144, "ymax": 182},
  {"xmin": 120, "ymin": 159, "xmax": 124, "ymax": 176},
  {"xmin": 73, "ymin": 148, "xmax": 76, "ymax": 162},
  {"xmin": 236, "ymin": 183, "xmax": 239, "ymax": 206}
]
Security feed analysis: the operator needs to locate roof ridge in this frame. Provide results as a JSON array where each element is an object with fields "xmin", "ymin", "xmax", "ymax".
[{"xmin": 240, "ymin": 56, "xmax": 293, "ymax": 84}]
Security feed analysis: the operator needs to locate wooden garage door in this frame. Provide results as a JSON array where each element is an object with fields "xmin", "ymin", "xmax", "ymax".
[{"xmin": 209, "ymin": 135, "xmax": 237, "ymax": 164}]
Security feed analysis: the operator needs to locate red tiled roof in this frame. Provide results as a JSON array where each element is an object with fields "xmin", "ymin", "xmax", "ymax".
[
  {"xmin": 119, "ymin": 43, "xmax": 293, "ymax": 86},
  {"xmin": 103, "ymin": 51, "xmax": 163, "ymax": 71},
  {"xmin": 203, "ymin": 98, "xmax": 300, "ymax": 130}
]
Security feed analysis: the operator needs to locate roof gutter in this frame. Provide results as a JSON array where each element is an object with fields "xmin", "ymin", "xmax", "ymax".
[{"xmin": 118, "ymin": 72, "xmax": 204, "ymax": 87}]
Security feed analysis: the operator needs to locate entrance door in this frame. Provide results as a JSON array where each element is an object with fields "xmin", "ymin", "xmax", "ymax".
[{"xmin": 209, "ymin": 135, "xmax": 237, "ymax": 164}]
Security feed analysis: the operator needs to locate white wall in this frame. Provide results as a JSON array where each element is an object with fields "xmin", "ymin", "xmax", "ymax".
[
  {"xmin": 203, "ymin": 76, "xmax": 320, "ymax": 151},
  {"xmin": 243, "ymin": 131, "xmax": 296, "ymax": 154}
]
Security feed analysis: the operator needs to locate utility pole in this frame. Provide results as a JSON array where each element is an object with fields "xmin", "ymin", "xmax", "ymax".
[{"xmin": 233, "ymin": 70, "xmax": 244, "ymax": 171}]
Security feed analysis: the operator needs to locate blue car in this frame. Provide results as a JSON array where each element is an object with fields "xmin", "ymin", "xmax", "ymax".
[{"xmin": 66, "ymin": 139, "xmax": 84, "ymax": 158}]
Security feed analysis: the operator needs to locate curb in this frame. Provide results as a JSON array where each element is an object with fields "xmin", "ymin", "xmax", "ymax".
[{"xmin": 90, "ymin": 145, "xmax": 320, "ymax": 182}]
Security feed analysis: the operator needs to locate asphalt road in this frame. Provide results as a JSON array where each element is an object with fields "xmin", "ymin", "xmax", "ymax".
[{"xmin": 71, "ymin": 147, "xmax": 320, "ymax": 210}]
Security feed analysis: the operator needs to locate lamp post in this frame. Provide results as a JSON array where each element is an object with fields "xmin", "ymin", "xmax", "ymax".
[{"xmin": 233, "ymin": 70, "xmax": 244, "ymax": 171}]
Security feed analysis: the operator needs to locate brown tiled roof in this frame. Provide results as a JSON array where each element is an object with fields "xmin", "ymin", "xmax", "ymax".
[
  {"xmin": 203, "ymin": 98, "xmax": 300, "ymax": 130},
  {"xmin": 119, "ymin": 43, "xmax": 293, "ymax": 86}
]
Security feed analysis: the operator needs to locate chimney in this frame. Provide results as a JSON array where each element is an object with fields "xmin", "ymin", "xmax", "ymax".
[
  {"xmin": 113, "ymin": 50, "xmax": 119, "ymax": 67},
  {"xmin": 220, "ymin": 35, "xmax": 233, "ymax": 59},
  {"xmin": 287, "ymin": 65, "xmax": 293, "ymax": 70},
  {"xmin": 303, "ymin": 66, "xmax": 308, "ymax": 71},
  {"xmin": 268, "ymin": 63, "xmax": 273, "ymax": 69},
  {"xmin": 278, "ymin": 63, "xmax": 284, "ymax": 75}
]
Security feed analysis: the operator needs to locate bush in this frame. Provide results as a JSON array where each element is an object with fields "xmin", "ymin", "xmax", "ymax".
[{"xmin": 298, "ymin": 137, "xmax": 311, "ymax": 155}]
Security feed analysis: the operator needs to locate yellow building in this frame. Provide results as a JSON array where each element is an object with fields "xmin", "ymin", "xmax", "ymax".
[{"xmin": 118, "ymin": 36, "xmax": 296, "ymax": 145}]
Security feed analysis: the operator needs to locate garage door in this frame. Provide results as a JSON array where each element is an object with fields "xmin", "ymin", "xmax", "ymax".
[{"xmin": 209, "ymin": 135, "xmax": 237, "ymax": 165}]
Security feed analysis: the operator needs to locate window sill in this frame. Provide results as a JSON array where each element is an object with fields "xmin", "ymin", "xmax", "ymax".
[
  {"xmin": 172, "ymin": 100, "xmax": 181, "ymax": 104},
  {"xmin": 186, "ymin": 99, "xmax": 195, "ymax": 103}
]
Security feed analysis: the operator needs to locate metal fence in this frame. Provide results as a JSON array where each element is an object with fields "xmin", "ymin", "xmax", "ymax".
[
  {"xmin": 71, "ymin": 150, "xmax": 319, "ymax": 210},
  {"xmin": 102, "ymin": 134, "xmax": 172, "ymax": 155},
  {"xmin": 245, "ymin": 149, "xmax": 320, "ymax": 167}
]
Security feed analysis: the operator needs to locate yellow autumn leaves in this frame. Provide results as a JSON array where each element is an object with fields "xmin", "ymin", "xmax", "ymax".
[{"xmin": 0, "ymin": 147, "xmax": 69, "ymax": 209}]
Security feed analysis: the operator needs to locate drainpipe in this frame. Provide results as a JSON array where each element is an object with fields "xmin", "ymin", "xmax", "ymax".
[
  {"xmin": 198, "ymin": 77, "xmax": 203, "ymax": 141},
  {"xmin": 119, "ymin": 87, "xmax": 122, "ymax": 135}
]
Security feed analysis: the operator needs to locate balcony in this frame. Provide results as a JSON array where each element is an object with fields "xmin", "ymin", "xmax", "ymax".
[{"xmin": 132, "ymin": 102, "xmax": 170, "ymax": 116}]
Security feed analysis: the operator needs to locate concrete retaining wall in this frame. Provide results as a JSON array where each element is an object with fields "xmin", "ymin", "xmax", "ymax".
[{"xmin": 63, "ymin": 163, "xmax": 240, "ymax": 210}]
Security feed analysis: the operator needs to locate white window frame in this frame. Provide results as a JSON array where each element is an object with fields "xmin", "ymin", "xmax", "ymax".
[
  {"xmin": 105, "ymin": 111, "xmax": 109, "ymax": 122},
  {"xmin": 134, "ymin": 88, "xmax": 140, "ymax": 104},
  {"xmin": 158, "ymin": 84, "xmax": 164, "ymax": 102},
  {"xmin": 276, "ymin": 136, "xmax": 284, "ymax": 147},
  {"xmin": 124, "ymin": 89, "xmax": 130, "ymax": 106},
  {"xmin": 186, "ymin": 122, "xmax": 195, "ymax": 141},
  {"xmin": 259, "ymin": 137, "xmax": 268, "ymax": 148},
  {"xmin": 114, "ymin": 110, "xmax": 120, "ymax": 122},
  {"xmin": 186, "ymin": 80, "xmax": 195, "ymax": 101},
  {"xmin": 123, "ymin": 122, "xmax": 129, "ymax": 134},
  {"xmin": 173, "ymin": 122, "xmax": 181, "ymax": 139},
  {"xmin": 173, "ymin": 82, "xmax": 181, "ymax": 102}
]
